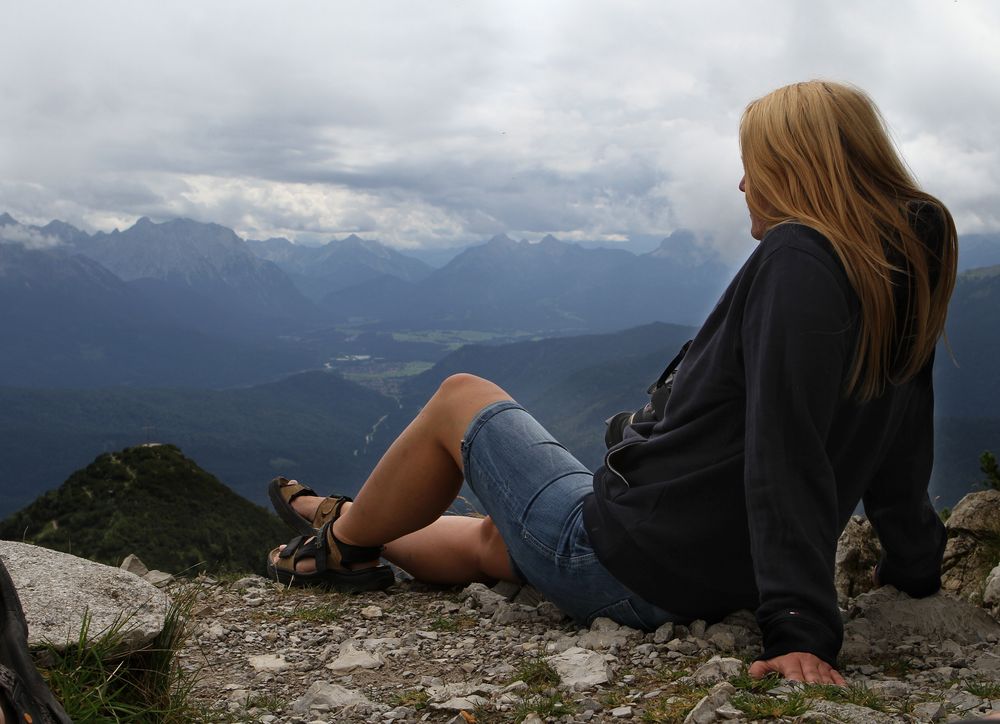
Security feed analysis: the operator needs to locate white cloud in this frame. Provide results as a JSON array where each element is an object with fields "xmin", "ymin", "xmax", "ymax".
[
  {"xmin": 0, "ymin": 223, "xmax": 61, "ymax": 249},
  {"xmin": 1, "ymin": 0, "xmax": 998, "ymax": 260}
]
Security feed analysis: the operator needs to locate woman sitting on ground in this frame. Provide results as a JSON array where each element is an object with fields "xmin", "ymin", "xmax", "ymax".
[{"xmin": 266, "ymin": 80, "xmax": 957, "ymax": 685}]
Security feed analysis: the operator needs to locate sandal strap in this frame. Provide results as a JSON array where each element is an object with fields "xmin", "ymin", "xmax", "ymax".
[
  {"xmin": 319, "ymin": 521, "xmax": 383, "ymax": 567},
  {"xmin": 277, "ymin": 536, "xmax": 306, "ymax": 559},
  {"xmin": 311, "ymin": 495, "xmax": 352, "ymax": 529},
  {"xmin": 274, "ymin": 477, "xmax": 320, "ymax": 504}
]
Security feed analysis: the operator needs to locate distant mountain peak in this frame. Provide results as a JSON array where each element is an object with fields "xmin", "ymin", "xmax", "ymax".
[
  {"xmin": 0, "ymin": 212, "xmax": 18, "ymax": 226},
  {"xmin": 485, "ymin": 234, "xmax": 516, "ymax": 247},
  {"xmin": 0, "ymin": 444, "xmax": 290, "ymax": 574},
  {"xmin": 538, "ymin": 234, "xmax": 561, "ymax": 245}
]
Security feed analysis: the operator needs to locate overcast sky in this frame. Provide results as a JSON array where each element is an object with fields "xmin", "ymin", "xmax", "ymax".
[{"xmin": 2, "ymin": 1, "xmax": 998, "ymax": 259}]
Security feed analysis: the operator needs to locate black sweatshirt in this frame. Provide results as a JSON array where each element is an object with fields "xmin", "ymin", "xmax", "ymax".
[{"xmin": 582, "ymin": 222, "xmax": 946, "ymax": 666}]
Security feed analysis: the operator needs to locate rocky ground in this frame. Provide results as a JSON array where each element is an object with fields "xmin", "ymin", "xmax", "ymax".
[{"xmin": 175, "ymin": 573, "xmax": 1000, "ymax": 724}]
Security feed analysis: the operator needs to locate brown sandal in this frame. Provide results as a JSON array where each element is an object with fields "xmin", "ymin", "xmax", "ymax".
[
  {"xmin": 268, "ymin": 476, "xmax": 351, "ymax": 536},
  {"xmin": 266, "ymin": 521, "xmax": 395, "ymax": 592}
]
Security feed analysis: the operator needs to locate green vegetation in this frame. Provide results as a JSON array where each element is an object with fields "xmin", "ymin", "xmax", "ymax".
[
  {"xmin": 0, "ymin": 444, "xmax": 291, "ymax": 574},
  {"xmin": 0, "ymin": 369, "xmax": 399, "ymax": 517},
  {"xmin": 639, "ymin": 685, "xmax": 708, "ymax": 723},
  {"xmin": 40, "ymin": 595, "xmax": 200, "ymax": 722},
  {"xmin": 390, "ymin": 689, "xmax": 430, "ymax": 710},
  {"xmin": 282, "ymin": 604, "xmax": 342, "ymax": 623},
  {"xmin": 243, "ymin": 691, "xmax": 286, "ymax": 712},
  {"xmin": 803, "ymin": 682, "xmax": 889, "ymax": 713},
  {"xmin": 731, "ymin": 690, "xmax": 809, "ymax": 719},
  {"xmin": 339, "ymin": 360, "xmax": 436, "ymax": 394},
  {"xmin": 964, "ymin": 680, "xmax": 1000, "ymax": 699},
  {"xmin": 981, "ymin": 450, "xmax": 1000, "ymax": 490},
  {"xmin": 480, "ymin": 658, "xmax": 575, "ymax": 723},
  {"xmin": 513, "ymin": 658, "xmax": 560, "ymax": 690},
  {"xmin": 428, "ymin": 614, "xmax": 460, "ymax": 632},
  {"xmin": 729, "ymin": 669, "xmax": 782, "ymax": 694},
  {"xmin": 391, "ymin": 329, "xmax": 534, "ymax": 349},
  {"xmin": 510, "ymin": 692, "xmax": 575, "ymax": 721}
]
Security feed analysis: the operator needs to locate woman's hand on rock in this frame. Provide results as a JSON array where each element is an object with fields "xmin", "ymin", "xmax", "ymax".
[{"xmin": 748, "ymin": 652, "xmax": 846, "ymax": 685}]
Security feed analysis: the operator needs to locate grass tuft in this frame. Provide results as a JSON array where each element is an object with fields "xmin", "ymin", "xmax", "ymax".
[
  {"xmin": 244, "ymin": 691, "xmax": 286, "ymax": 712},
  {"xmin": 391, "ymin": 689, "xmax": 430, "ymax": 710},
  {"xmin": 40, "ymin": 593, "xmax": 201, "ymax": 722},
  {"xmin": 804, "ymin": 682, "xmax": 889, "ymax": 712},
  {"xmin": 512, "ymin": 658, "xmax": 560, "ymax": 692},
  {"xmin": 728, "ymin": 667, "xmax": 782, "ymax": 693},
  {"xmin": 964, "ymin": 680, "xmax": 1000, "ymax": 699},
  {"xmin": 732, "ymin": 690, "xmax": 809, "ymax": 719},
  {"xmin": 510, "ymin": 692, "xmax": 575, "ymax": 721},
  {"xmin": 282, "ymin": 603, "xmax": 341, "ymax": 623}
]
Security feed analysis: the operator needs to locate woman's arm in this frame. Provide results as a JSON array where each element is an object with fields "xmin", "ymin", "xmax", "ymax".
[{"xmin": 740, "ymin": 227, "xmax": 855, "ymax": 671}]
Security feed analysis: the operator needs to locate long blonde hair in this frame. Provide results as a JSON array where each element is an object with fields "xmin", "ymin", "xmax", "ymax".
[{"xmin": 739, "ymin": 80, "xmax": 957, "ymax": 401}]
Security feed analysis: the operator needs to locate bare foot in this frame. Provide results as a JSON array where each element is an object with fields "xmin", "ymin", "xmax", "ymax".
[
  {"xmin": 270, "ymin": 528, "xmax": 378, "ymax": 575},
  {"xmin": 281, "ymin": 478, "xmax": 324, "ymax": 522}
]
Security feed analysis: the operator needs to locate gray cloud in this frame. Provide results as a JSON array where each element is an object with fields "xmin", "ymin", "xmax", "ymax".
[{"xmin": 1, "ymin": 1, "xmax": 997, "ymax": 260}]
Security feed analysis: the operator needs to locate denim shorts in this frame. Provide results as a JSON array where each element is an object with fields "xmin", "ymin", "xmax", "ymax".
[{"xmin": 460, "ymin": 400, "xmax": 677, "ymax": 631}]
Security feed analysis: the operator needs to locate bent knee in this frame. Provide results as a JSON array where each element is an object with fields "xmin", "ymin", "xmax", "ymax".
[
  {"xmin": 436, "ymin": 373, "xmax": 510, "ymax": 408},
  {"xmin": 438, "ymin": 372, "xmax": 494, "ymax": 396}
]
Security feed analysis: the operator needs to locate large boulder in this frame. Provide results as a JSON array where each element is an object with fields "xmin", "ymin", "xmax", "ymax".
[
  {"xmin": 0, "ymin": 540, "xmax": 169, "ymax": 651},
  {"xmin": 942, "ymin": 490, "xmax": 1000, "ymax": 605},
  {"xmin": 834, "ymin": 515, "xmax": 881, "ymax": 605},
  {"xmin": 840, "ymin": 587, "xmax": 1000, "ymax": 662}
]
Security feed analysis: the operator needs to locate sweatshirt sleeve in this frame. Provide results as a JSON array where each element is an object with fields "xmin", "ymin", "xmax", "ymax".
[
  {"xmin": 741, "ymin": 231, "xmax": 855, "ymax": 666},
  {"xmin": 864, "ymin": 367, "xmax": 945, "ymax": 597}
]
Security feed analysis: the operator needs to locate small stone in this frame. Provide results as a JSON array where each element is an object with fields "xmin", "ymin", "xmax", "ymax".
[
  {"xmin": 248, "ymin": 654, "xmax": 290, "ymax": 672},
  {"xmin": 912, "ymin": 701, "xmax": 948, "ymax": 721},
  {"xmin": 715, "ymin": 703, "xmax": 744, "ymax": 719},
  {"xmin": 243, "ymin": 596, "xmax": 263, "ymax": 607},
  {"xmin": 231, "ymin": 575, "xmax": 266, "ymax": 590},
  {"xmin": 689, "ymin": 656, "xmax": 743, "ymax": 685},
  {"xmin": 683, "ymin": 682, "xmax": 735, "ymax": 724},
  {"xmin": 430, "ymin": 695, "xmax": 489, "ymax": 711},
  {"xmin": 546, "ymin": 647, "xmax": 610, "ymax": 689},
  {"xmin": 120, "ymin": 553, "xmax": 149, "ymax": 577},
  {"xmin": 290, "ymin": 682, "xmax": 371, "ymax": 714},
  {"xmin": 653, "ymin": 621, "xmax": 675, "ymax": 644},
  {"xmin": 707, "ymin": 630, "xmax": 736, "ymax": 651},
  {"xmin": 361, "ymin": 605, "xmax": 383, "ymax": 619},
  {"xmin": 462, "ymin": 582, "xmax": 508, "ymax": 614},
  {"xmin": 326, "ymin": 641, "xmax": 384, "ymax": 674},
  {"xmin": 689, "ymin": 619, "xmax": 706, "ymax": 638},
  {"xmin": 416, "ymin": 630, "xmax": 439, "ymax": 640},
  {"xmin": 947, "ymin": 690, "xmax": 983, "ymax": 712},
  {"xmin": 611, "ymin": 705, "xmax": 633, "ymax": 717},
  {"xmin": 143, "ymin": 569, "xmax": 174, "ymax": 588}
]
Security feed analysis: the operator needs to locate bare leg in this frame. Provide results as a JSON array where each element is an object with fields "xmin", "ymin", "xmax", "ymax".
[
  {"xmin": 273, "ymin": 374, "xmax": 518, "ymax": 582},
  {"xmin": 383, "ymin": 514, "xmax": 517, "ymax": 583}
]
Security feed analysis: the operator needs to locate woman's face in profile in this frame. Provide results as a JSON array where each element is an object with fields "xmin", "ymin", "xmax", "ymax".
[{"xmin": 739, "ymin": 174, "xmax": 769, "ymax": 241}]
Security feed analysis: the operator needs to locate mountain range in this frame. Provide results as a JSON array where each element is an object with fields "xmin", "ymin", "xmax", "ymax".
[
  {"xmin": 321, "ymin": 231, "xmax": 730, "ymax": 332},
  {"xmin": 0, "ymin": 213, "xmax": 732, "ymax": 387},
  {"xmin": 248, "ymin": 233, "xmax": 433, "ymax": 301},
  {"xmin": 0, "ymin": 210, "xmax": 997, "ymax": 521}
]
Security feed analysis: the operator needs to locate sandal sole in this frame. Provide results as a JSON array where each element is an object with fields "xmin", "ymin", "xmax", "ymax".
[{"xmin": 266, "ymin": 559, "xmax": 395, "ymax": 593}]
